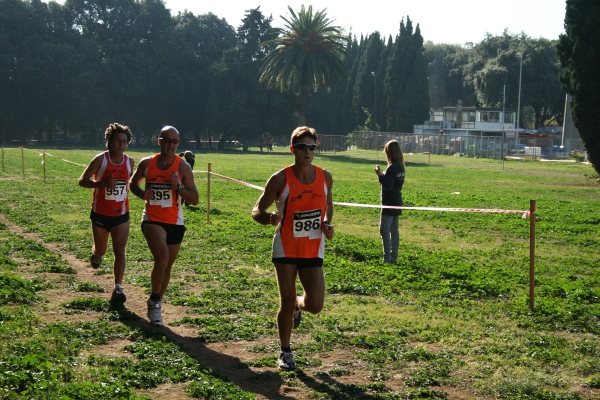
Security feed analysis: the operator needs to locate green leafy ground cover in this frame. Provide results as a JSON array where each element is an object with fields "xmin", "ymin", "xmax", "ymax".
[{"xmin": 0, "ymin": 147, "xmax": 598, "ymax": 399}]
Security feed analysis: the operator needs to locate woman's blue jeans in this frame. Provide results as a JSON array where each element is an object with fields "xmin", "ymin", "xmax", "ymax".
[{"xmin": 379, "ymin": 214, "xmax": 399, "ymax": 263}]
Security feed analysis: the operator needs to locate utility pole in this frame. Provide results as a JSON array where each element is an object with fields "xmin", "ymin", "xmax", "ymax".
[
  {"xmin": 516, "ymin": 52, "xmax": 523, "ymax": 153},
  {"xmin": 502, "ymin": 85, "xmax": 506, "ymax": 169}
]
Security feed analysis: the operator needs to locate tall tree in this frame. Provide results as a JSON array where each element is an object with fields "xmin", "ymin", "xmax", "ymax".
[
  {"xmin": 308, "ymin": 31, "xmax": 357, "ymax": 134},
  {"xmin": 352, "ymin": 32, "xmax": 384, "ymax": 129},
  {"xmin": 384, "ymin": 17, "xmax": 429, "ymax": 132},
  {"xmin": 424, "ymin": 42, "xmax": 477, "ymax": 109},
  {"xmin": 210, "ymin": 7, "xmax": 294, "ymax": 150},
  {"xmin": 465, "ymin": 31, "xmax": 563, "ymax": 129},
  {"xmin": 259, "ymin": 5, "xmax": 348, "ymax": 126},
  {"xmin": 374, "ymin": 35, "xmax": 392, "ymax": 131},
  {"xmin": 341, "ymin": 35, "xmax": 363, "ymax": 133},
  {"xmin": 557, "ymin": 0, "xmax": 600, "ymax": 174}
]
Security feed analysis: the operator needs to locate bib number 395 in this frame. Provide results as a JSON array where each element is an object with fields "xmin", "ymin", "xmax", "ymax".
[
  {"xmin": 293, "ymin": 209, "xmax": 322, "ymax": 240},
  {"xmin": 148, "ymin": 183, "xmax": 173, "ymax": 208}
]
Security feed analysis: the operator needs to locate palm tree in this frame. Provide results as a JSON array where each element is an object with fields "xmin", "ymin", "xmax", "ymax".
[{"xmin": 259, "ymin": 5, "xmax": 348, "ymax": 126}]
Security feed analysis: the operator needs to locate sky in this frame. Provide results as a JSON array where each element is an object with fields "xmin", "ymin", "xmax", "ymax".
[
  {"xmin": 43, "ymin": 0, "xmax": 567, "ymax": 44},
  {"xmin": 158, "ymin": 0, "xmax": 567, "ymax": 45}
]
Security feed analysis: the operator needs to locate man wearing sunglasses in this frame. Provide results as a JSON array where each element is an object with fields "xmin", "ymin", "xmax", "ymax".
[
  {"xmin": 129, "ymin": 126, "xmax": 199, "ymax": 326},
  {"xmin": 252, "ymin": 126, "xmax": 335, "ymax": 370}
]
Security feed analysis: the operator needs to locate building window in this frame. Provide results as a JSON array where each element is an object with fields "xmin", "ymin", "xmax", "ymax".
[
  {"xmin": 504, "ymin": 112, "xmax": 514, "ymax": 123},
  {"xmin": 478, "ymin": 111, "xmax": 500, "ymax": 122},
  {"xmin": 444, "ymin": 111, "xmax": 456, "ymax": 121}
]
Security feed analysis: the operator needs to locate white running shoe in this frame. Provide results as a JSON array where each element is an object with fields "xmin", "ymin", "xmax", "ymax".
[
  {"xmin": 147, "ymin": 299, "xmax": 163, "ymax": 327},
  {"xmin": 277, "ymin": 351, "xmax": 296, "ymax": 370}
]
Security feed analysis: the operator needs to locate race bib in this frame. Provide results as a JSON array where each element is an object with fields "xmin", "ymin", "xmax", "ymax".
[
  {"xmin": 293, "ymin": 209, "xmax": 322, "ymax": 240},
  {"xmin": 148, "ymin": 183, "xmax": 173, "ymax": 208},
  {"xmin": 105, "ymin": 180, "xmax": 127, "ymax": 202}
]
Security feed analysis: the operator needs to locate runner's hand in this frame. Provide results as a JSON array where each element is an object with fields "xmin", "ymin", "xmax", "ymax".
[
  {"xmin": 322, "ymin": 222, "xmax": 334, "ymax": 240},
  {"xmin": 270, "ymin": 211, "xmax": 281, "ymax": 226},
  {"xmin": 170, "ymin": 171, "xmax": 179, "ymax": 187},
  {"xmin": 104, "ymin": 175, "xmax": 117, "ymax": 189}
]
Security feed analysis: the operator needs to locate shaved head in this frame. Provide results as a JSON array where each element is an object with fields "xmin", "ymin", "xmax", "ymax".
[{"xmin": 160, "ymin": 126, "xmax": 179, "ymax": 137}]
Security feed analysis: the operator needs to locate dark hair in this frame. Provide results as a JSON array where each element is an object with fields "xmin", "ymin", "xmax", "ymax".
[
  {"xmin": 105, "ymin": 123, "xmax": 132, "ymax": 149},
  {"xmin": 290, "ymin": 126, "xmax": 317, "ymax": 146},
  {"xmin": 183, "ymin": 150, "xmax": 194, "ymax": 161}
]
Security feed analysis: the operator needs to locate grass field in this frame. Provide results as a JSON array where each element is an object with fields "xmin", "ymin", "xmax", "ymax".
[{"xmin": 0, "ymin": 146, "xmax": 599, "ymax": 399}]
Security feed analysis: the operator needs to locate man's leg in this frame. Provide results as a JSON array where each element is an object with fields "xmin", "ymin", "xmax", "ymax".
[
  {"xmin": 110, "ymin": 221, "xmax": 129, "ymax": 286},
  {"xmin": 142, "ymin": 223, "xmax": 171, "ymax": 296},
  {"xmin": 159, "ymin": 243, "xmax": 182, "ymax": 298},
  {"xmin": 297, "ymin": 267, "xmax": 325, "ymax": 314},
  {"xmin": 109, "ymin": 221, "xmax": 129, "ymax": 302},
  {"xmin": 92, "ymin": 224, "xmax": 110, "ymax": 257},
  {"xmin": 91, "ymin": 223, "xmax": 110, "ymax": 268},
  {"xmin": 274, "ymin": 262, "xmax": 299, "ymax": 348}
]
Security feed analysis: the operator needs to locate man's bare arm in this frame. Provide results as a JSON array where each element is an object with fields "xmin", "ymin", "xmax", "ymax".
[{"xmin": 252, "ymin": 171, "xmax": 285, "ymax": 226}]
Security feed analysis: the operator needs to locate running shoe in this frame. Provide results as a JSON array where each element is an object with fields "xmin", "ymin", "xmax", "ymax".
[
  {"xmin": 111, "ymin": 285, "xmax": 126, "ymax": 303},
  {"xmin": 292, "ymin": 296, "xmax": 302, "ymax": 329},
  {"xmin": 277, "ymin": 351, "xmax": 296, "ymax": 370},
  {"xmin": 90, "ymin": 254, "xmax": 102, "ymax": 269},
  {"xmin": 147, "ymin": 298, "xmax": 163, "ymax": 326}
]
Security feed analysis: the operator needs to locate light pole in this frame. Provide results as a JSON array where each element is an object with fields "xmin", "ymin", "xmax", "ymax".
[
  {"xmin": 371, "ymin": 71, "xmax": 376, "ymax": 131},
  {"xmin": 502, "ymin": 84, "xmax": 506, "ymax": 169},
  {"xmin": 516, "ymin": 52, "xmax": 523, "ymax": 152}
]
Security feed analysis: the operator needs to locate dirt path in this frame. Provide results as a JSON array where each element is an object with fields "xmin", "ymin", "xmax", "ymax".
[{"xmin": 0, "ymin": 214, "xmax": 318, "ymax": 399}]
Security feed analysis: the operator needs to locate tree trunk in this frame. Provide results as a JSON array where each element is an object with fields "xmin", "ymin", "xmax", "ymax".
[{"xmin": 298, "ymin": 84, "xmax": 309, "ymax": 126}]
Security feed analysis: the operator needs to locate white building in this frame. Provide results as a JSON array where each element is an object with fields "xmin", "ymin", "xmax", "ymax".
[{"xmin": 414, "ymin": 105, "xmax": 517, "ymax": 137}]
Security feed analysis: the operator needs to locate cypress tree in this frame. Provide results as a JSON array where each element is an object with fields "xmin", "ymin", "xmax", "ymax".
[
  {"xmin": 374, "ymin": 36, "xmax": 392, "ymax": 131},
  {"xmin": 352, "ymin": 32, "xmax": 384, "ymax": 129},
  {"xmin": 342, "ymin": 35, "xmax": 364, "ymax": 133},
  {"xmin": 384, "ymin": 17, "xmax": 430, "ymax": 133},
  {"xmin": 557, "ymin": 0, "xmax": 600, "ymax": 173}
]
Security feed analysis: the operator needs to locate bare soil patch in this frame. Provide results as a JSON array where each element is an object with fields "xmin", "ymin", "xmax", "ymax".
[{"xmin": 2, "ymin": 214, "xmax": 421, "ymax": 400}]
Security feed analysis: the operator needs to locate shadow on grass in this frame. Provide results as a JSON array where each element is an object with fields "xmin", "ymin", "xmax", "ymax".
[
  {"xmin": 295, "ymin": 369, "xmax": 386, "ymax": 400},
  {"xmin": 107, "ymin": 302, "xmax": 292, "ymax": 399}
]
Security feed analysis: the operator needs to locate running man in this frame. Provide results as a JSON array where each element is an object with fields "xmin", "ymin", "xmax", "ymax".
[
  {"xmin": 252, "ymin": 126, "xmax": 335, "ymax": 370},
  {"xmin": 79, "ymin": 123, "xmax": 135, "ymax": 303},
  {"xmin": 129, "ymin": 126, "xmax": 199, "ymax": 326}
]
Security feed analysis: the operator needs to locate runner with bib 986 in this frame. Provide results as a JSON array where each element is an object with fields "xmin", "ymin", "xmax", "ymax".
[{"xmin": 252, "ymin": 126, "xmax": 334, "ymax": 370}]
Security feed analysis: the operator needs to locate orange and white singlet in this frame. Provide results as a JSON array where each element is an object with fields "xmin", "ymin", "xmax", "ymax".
[
  {"xmin": 141, "ymin": 154, "xmax": 183, "ymax": 225},
  {"xmin": 91, "ymin": 151, "xmax": 132, "ymax": 216},
  {"xmin": 272, "ymin": 165, "xmax": 329, "ymax": 259}
]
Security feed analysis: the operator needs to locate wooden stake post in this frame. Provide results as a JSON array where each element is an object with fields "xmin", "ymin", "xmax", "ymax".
[
  {"xmin": 43, "ymin": 151, "xmax": 46, "ymax": 182},
  {"xmin": 21, "ymin": 147, "xmax": 25, "ymax": 176},
  {"xmin": 206, "ymin": 163, "xmax": 211, "ymax": 222}
]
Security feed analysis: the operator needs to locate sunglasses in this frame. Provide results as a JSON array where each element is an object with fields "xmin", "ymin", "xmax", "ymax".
[
  {"xmin": 293, "ymin": 143, "xmax": 317, "ymax": 151},
  {"xmin": 159, "ymin": 137, "xmax": 180, "ymax": 145}
]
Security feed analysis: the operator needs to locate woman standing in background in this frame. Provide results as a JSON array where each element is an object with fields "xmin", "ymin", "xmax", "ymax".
[{"xmin": 374, "ymin": 140, "xmax": 405, "ymax": 264}]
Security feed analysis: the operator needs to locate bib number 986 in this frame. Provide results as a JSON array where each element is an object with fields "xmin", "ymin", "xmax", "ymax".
[
  {"xmin": 293, "ymin": 209, "xmax": 322, "ymax": 239},
  {"xmin": 295, "ymin": 219, "xmax": 320, "ymax": 232}
]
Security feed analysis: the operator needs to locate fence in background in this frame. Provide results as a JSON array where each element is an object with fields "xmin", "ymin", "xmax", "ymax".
[{"xmin": 319, "ymin": 132, "xmax": 585, "ymax": 160}]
